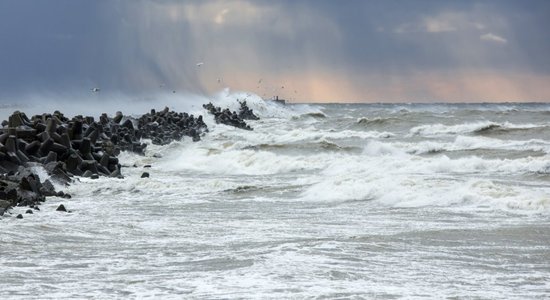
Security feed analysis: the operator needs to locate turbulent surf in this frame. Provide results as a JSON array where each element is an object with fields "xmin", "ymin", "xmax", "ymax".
[{"xmin": 1, "ymin": 94, "xmax": 549, "ymax": 299}]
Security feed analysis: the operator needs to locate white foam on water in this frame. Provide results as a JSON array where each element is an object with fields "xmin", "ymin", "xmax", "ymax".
[
  {"xmin": 299, "ymin": 140, "xmax": 550, "ymax": 211},
  {"xmin": 2, "ymin": 101, "xmax": 550, "ymax": 299},
  {"xmin": 205, "ymin": 88, "xmax": 323, "ymax": 119},
  {"xmin": 409, "ymin": 121, "xmax": 544, "ymax": 136},
  {"xmin": 155, "ymin": 142, "xmax": 327, "ymax": 176},
  {"xmin": 398, "ymin": 135, "xmax": 550, "ymax": 155}
]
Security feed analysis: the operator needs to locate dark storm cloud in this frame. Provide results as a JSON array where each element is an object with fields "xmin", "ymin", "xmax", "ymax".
[
  {"xmin": 1, "ymin": 0, "xmax": 549, "ymax": 102},
  {"xmin": 308, "ymin": 0, "xmax": 550, "ymax": 74}
]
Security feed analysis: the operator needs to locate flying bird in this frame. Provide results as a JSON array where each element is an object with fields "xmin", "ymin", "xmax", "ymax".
[
  {"xmin": 196, "ymin": 62, "xmax": 204, "ymax": 67},
  {"xmin": 91, "ymin": 88, "xmax": 100, "ymax": 93}
]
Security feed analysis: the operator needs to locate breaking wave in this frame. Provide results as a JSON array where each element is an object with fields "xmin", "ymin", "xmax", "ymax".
[
  {"xmin": 409, "ymin": 121, "xmax": 545, "ymax": 136},
  {"xmin": 356, "ymin": 116, "xmax": 399, "ymax": 126}
]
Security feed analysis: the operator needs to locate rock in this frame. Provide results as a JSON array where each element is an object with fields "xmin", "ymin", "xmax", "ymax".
[
  {"xmin": 113, "ymin": 111, "xmax": 123, "ymax": 124},
  {"xmin": 56, "ymin": 204, "xmax": 67, "ymax": 212},
  {"xmin": 203, "ymin": 102, "xmax": 254, "ymax": 130},
  {"xmin": 39, "ymin": 138, "xmax": 54, "ymax": 156},
  {"xmin": 16, "ymin": 150, "xmax": 30, "ymax": 163},
  {"xmin": 9, "ymin": 111, "xmax": 26, "ymax": 127},
  {"xmin": 0, "ymin": 200, "xmax": 11, "ymax": 210},
  {"xmin": 46, "ymin": 118, "xmax": 57, "ymax": 134},
  {"xmin": 238, "ymin": 100, "xmax": 260, "ymax": 120},
  {"xmin": 1, "ymin": 106, "xmax": 213, "ymax": 218},
  {"xmin": 19, "ymin": 176, "xmax": 35, "ymax": 192},
  {"xmin": 44, "ymin": 151, "xmax": 57, "ymax": 164},
  {"xmin": 79, "ymin": 138, "xmax": 91, "ymax": 155},
  {"xmin": 99, "ymin": 154, "xmax": 109, "ymax": 167},
  {"xmin": 110, "ymin": 168, "xmax": 122, "ymax": 178},
  {"xmin": 40, "ymin": 180, "xmax": 57, "ymax": 196},
  {"xmin": 16, "ymin": 214, "xmax": 23, "ymax": 219},
  {"xmin": 25, "ymin": 140, "xmax": 41, "ymax": 155},
  {"xmin": 5, "ymin": 135, "xmax": 17, "ymax": 153},
  {"xmin": 65, "ymin": 153, "xmax": 80, "ymax": 172},
  {"xmin": 25, "ymin": 209, "xmax": 33, "ymax": 214}
]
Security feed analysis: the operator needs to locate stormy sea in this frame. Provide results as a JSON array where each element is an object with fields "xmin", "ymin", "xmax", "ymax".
[{"xmin": 1, "ymin": 92, "xmax": 549, "ymax": 299}]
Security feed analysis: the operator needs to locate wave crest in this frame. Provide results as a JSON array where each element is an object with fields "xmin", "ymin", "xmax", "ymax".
[{"xmin": 410, "ymin": 121, "xmax": 544, "ymax": 136}]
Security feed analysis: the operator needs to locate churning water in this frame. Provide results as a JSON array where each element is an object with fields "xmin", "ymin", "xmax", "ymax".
[{"xmin": 1, "ymin": 93, "xmax": 550, "ymax": 299}]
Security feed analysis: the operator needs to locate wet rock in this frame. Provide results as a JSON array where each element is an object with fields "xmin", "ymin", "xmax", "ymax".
[
  {"xmin": 238, "ymin": 100, "xmax": 260, "ymax": 120},
  {"xmin": 203, "ymin": 102, "xmax": 254, "ymax": 130},
  {"xmin": 40, "ymin": 180, "xmax": 57, "ymax": 196},
  {"xmin": 1, "ymin": 106, "xmax": 212, "ymax": 217},
  {"xmin": 25, "ymin": 209, "xmax": 33, "ymax": 214},
  {"xmin": 141, "ymin": 172, "xmax": 150, "ymax": 178},
  {"xmin": 110, "ymin": 168, "xmax": 122, "ymax": 178},
  {"xmin": 16, "ymin": 214, "xmax": 23, "ymax": 219},
  {"xmin": 56, "ymin": 204, "xmax": 67, "ymax": 212},
  {"xmin": 0, "ymin": 199, "xmax": 11, "ymax": 210},
  {"xmin": 82, "ymin": 170, "xmax": 93, "ymax": 178}
]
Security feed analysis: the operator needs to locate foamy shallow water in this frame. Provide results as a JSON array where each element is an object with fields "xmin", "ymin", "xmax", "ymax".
[{"xmin": 1, "ymin": 96, "xmax": 550, "ymax": 299}]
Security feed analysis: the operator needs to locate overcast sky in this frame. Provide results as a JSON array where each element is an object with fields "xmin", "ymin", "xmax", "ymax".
[{"xmin": 1, "ymin": 0, "xmax": 549, "ymax": 102}]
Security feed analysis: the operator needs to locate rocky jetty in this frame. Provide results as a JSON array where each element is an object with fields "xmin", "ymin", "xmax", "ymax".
[
  {"xmin": 202, "ymin": 102, "xmax": 258, "ymax": 130},
  {"xmin": 0, "ymin": 166, "xmax": 68, "ymax": 217},
  {"xmin": 0, "ymin": 106, "xmax": 210, "ymax": 217},
  {"xmin": 0, "ymin": 110, "xmax": 136, "ymax": 179},
  {"xmin": 1, "ymin": 101, "xmax": 259, "ymax": 217},
  {"xmin": 237, "ymin": 100, "xmax": 259, "ymax": 120},
  {"xmin": 138, "ymin": 107, "xmax": 208, "ymax": 145}
]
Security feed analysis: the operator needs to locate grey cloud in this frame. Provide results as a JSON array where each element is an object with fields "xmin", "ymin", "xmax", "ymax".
[
  {"xmin": 0, "ymin": 0, "xmax": 549, "ymax": 101},
  {"xmin": 480, "ymin": 33, "xmax": 507, "ymax": 44}
]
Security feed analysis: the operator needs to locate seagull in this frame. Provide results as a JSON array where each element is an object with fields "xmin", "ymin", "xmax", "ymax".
[
  {"xmin": 91, "ymin": 88, "xmax": 100, "ymax": 93},
  {"xmin": 196, "ymin": 62, "xmax": 204, "ymax": 67}
]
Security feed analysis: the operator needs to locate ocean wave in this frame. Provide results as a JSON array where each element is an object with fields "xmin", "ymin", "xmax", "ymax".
[
  {"xmin": 356, "ymin": 116, "xmax": 399, "ymax": 126},
  {"xmin": 155, "ymin": 143, "xmax": 329, "ymax": 176},
  {"xmin": 242, "ymin": 140, "xmax": 363, "ymax": 153},
  {"xmin": 409, "ymin": 121, "xmax": 544, "ymax": 136},
  {"xmin": 205, "ymin": 89, "xmax": 325, "ymax": 120},
  {"xmin": 294, "ymin": 140, "xmax": 550, "ymax": 211},
  {"xmin": 290, "ymin": 112, "xmax": 327, "ymax": 122},
  {"xmin": 402, "ymin": 136, "xmax": 550, "ymax": 155},
  {"xmin": 297, "ymin": 112, "xmax": 327, "ymax": 119}
]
